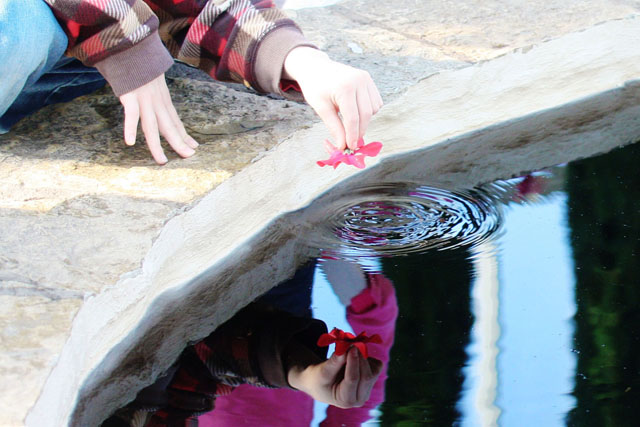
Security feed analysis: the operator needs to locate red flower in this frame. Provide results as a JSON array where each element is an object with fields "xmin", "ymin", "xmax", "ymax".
[
  {"xmin": 317, "ymin": 138, "xmax": 383, "ymax": 169},
  {"xmin": 516, "ymin": 174, "xmax": 546, "ymax": 197},
  {"xmin": 317, "ymin": 327, "xmax": 382, "ymax": 359}
]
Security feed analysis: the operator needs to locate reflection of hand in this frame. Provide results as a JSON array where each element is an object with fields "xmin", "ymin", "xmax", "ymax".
[
  {"xmin": 283, "ymin": 47, "xmax": 383, "ymax": 151},
  {"xmin": 321, "ymin": 259, "xmax": 367, "ymax": 306},
  {"xmin": 119, "ymin": 74, "xmax": 199, "ymax": 164},
  {"xmin": 288, "ymin": 347, "xmax": 383, "ymax": 408}
]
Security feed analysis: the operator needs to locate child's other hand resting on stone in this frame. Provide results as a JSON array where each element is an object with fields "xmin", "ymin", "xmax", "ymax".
[{"xmin": 119, "ymin": 74, "xmax": 199, "ymax": 165}]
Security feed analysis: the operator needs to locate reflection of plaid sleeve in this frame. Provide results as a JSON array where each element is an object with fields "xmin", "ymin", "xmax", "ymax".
[
  {"xmin": 105, "ymin": 304, "xmax": 326, "ymax": 427},
  {"xmin": 44, "ymin": 1, "xmax": 312, "ymax": 97}
]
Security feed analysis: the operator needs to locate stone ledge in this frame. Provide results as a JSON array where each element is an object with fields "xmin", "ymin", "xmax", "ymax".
[{"xmin": 25, "ymin": 17, "xmax": 640, "ymax": 427}]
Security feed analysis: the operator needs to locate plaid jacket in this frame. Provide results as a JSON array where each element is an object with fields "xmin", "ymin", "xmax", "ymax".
[
  {"xmin": 104, "ymin": 303, "xmax": 327, "ymax": 427},
  {"xmin": 43, "ymin": 0, "xmax": 314, "ymax": 97}
]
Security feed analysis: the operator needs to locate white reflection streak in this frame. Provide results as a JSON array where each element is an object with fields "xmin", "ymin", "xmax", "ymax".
[{"xmin": 460, "ymin": 243, "xmax": 501, "ymax": 427}]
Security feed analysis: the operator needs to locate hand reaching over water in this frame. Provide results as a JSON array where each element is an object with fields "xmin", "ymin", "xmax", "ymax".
[
  {"xmin": 283, "ymin": 47, "xmax": 383, "ymax": 151},
  {"xmin": 288, "ymin": 346, "xmax": 383, "ymax": 409}
]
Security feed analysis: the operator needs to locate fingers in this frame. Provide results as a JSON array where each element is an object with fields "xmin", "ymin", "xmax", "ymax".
[
  {"xmin": 122, "ymin": 97, "xmax": 140, "ymax": 146},
  {"xmin": 293, "ymin": 56, "xmax": 382, "ymax": 152},
  {"xmin": 160, "ymin": 86, "xmax": 199, "ymax": 150},
  {"xmin": 156, "ymin": 103, "xmax": 195, "ymax": 159},
  {"xmin": 369, "ymin": 83, "xmax": 384, "ymax": 114},
  {"xmin": 338, "ymin": 92, "xmax": 360, "ymax": 151},
  {"xmin": 356, "ymin": 356, "xmax": 381, "ymax": 404},
  {"xmin": 339, "ymin": 349, "xmax": 383, "ymax": 408},
  {"xmin": 339, "ymin": 347, "xmax": 361, "ymax": 405},
  {"xmin": 139, "ymin": 99, "xmax": 167, "ymax": 165},
  {"xmin": 368, "ymin": 357, "xmax": 384, "ymax": 377},
  {"xmin": 314, "ymin": 101, "xmax": 347, "ymax": 151},
  {"xmin": 355, "ymin": 90, "xmax": 372, "ymax": 147},
  {"xmin": 119, "ymin": 74, "xmax": 199, "ymax": 165},
  {"xmin": 321, "ymin": 351, "xmax": 347, "ymax": 380},
  {"xmin": 331, "ymin": 72, "xmax": 383, "ymax": 151}
]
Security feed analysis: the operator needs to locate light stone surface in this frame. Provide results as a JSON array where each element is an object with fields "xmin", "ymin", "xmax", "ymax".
[
  {"xmin": 0, "ymin": 1, "xmax": 638, "ymax": 426},
  {"xmin": 0, "ymin": 295, "xmax": 82, "ymax": 427}
]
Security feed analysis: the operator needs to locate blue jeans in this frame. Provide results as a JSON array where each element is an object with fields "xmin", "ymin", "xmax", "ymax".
[{"xmin": 0, "ymin": 0, "xmax": 106, "ymax": 133}]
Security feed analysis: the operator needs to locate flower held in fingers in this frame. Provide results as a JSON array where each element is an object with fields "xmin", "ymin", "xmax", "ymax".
[
  {"xmin": 317, "ymin": 138, "xmax": 382, "ymax": 169},
  {"xmin": 317, "ymin": 327, "xmax": 382, "ymax": 358}
]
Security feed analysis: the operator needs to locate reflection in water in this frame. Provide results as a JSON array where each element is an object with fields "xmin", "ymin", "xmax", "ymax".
[
  {"xmin": 459, "ymin": 242, "xmax": 501, "ymax": 426},
  {"xmin": 567, "ymin": 143, "xmax": 640, "ymax": 425},
  {"xmin": 494, "ymin": 193, "xmax": 577, "ymax": 426},
  {"xmin": 105, "ymin": 142, "xmax": 640, "ymax": 426},
  {"xmin": 205, "ymin": 260, "xmax": 399, "ymax": 426},
  {"xmin": 379, "ymin": 247, "xmax": 474, "ymax": 425},
  {"xmin": 306, "ymin": 184, "xmax": 502, "ymax": 261},
  {"xmin": 104, "ymin": 261, "xmax": 399, "ymax": 427}
]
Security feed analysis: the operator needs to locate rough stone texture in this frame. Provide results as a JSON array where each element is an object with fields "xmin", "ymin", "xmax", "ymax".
[
  {"xmin": 287, "ymin": 0, "xmax": 640, "ymax": 100},
  {"xmin": 0, "ymin": 295, "xmax": 82, "ymax": 426},
  {"xmin": 0, "ymin": 1, "xmax": 639, "ymax": 426}
]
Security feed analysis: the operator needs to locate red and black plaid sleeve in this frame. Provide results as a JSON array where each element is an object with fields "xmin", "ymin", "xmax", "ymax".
[
  {"xmin": 44, "ymin": 1, "xmax": 313, "ymax": 97},
  {"xmin": 104, "ymin": 304, "xmax": 326, "ymax": 427},
  {"xmin": 44, "ymin": 0, "xmax": 159, "ymax": 66}
]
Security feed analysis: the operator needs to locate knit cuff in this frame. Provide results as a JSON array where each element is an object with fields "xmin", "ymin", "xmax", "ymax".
[
  {"xmin": 254, "ymin": 25, "xmax": 317, "ymax": 101},
  {"xmin": 95, "ymin": 32, "xmax": 174, "ymax": 97}
]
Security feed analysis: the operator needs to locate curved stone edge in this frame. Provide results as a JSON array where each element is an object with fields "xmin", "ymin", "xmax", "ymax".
[{"xmin": 26, "ymin": 16, "xmax": 640, "ymax": 427}]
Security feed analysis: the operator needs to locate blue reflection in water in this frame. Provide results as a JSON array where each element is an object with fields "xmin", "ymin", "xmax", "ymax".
[
  {"xmin": 459, "ymin": 192, "xmax": 578, "ymax": 426},
  {"xmin": 496, "ymin": 194, "xmax": 577, "ymax": 425}
]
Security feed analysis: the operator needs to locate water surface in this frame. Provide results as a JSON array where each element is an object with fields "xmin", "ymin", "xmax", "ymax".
[
  {"xmin": 301, "ymin": 142, "xmax": 640, "ymax": 426},
  {"xmin": 109, "ymin": 142, "xmax": 640, "ymax": 426}
]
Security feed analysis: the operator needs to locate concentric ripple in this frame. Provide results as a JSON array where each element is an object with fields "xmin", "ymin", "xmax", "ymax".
[{"xmin": 306, "ymin": 183, "xmax": 502, "ymax": 260}]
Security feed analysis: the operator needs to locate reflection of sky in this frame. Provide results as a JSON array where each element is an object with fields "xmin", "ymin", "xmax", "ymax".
[{"xmin": 460, "ymin": 192, "xmax": 577, "ymax": 426}]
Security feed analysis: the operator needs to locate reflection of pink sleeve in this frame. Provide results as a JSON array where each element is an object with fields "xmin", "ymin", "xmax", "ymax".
[
  {"xmin": 199, "ymin": 384, "xmax": 313, "ymax": 426},
  {"xmin": 321, "ymin": 273, "xmax": 398, "ymax": 426}
]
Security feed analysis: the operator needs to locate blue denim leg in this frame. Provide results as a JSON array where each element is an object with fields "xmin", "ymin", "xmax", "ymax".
[{"xmin": 0, "ymin": 0, "xmax": 106, "ymax": 133}]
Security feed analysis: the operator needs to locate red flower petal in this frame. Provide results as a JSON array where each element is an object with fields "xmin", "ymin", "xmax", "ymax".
[
  {"xmin": 357, "ymin": 142, "xmax": 383, "ymax": 157},
  {"xmin": 317, "ymin": 333, "xmax": 337, "ymax": 347},
  {"xmin": 317, "ymin": 139, "xmax": 383, "ymax": 169},
  {"xmin": 353, "ymin": 342, "xmax": 368, "ymax": 358},
  {"xmin": 335, "ymin": 341, "xmax": 351, "ymax": 356},
  {"xmin": 316, "ymin": 327, "xmax": 383, "ymax": 358},
  {"xmin": 348, "ymin": 154, "xmax": 367, "ymax": 169}
]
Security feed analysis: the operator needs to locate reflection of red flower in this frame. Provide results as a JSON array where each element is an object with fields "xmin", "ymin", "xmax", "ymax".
[
  {"xmin": 514, "ymin": 174, "xmax": 547, "ymax": 200},
  {"xmin": 317, "ymin": 327, "xmax": 382, "ymax": 358},
  {"xmin": 317, "ymin": 138, "xmax": 383, "ymax": 169}
]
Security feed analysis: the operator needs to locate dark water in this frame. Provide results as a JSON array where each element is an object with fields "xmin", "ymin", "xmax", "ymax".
[
  {"xmin": 281, "ymin": 142, "xmax": 639, "ymax": 426},
  {"xmin": 111, "ymin": 142, "xmax": 640, "ymax": 426}
]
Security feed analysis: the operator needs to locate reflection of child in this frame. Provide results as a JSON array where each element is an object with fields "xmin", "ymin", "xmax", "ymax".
[
  {"xmin": 1, "ymin": 0, "xmax": 382, "ymax": 164},
  {"xmin": 322, "ymin": 272, "xmax": 398, "ymax": 426},
  {"xmin": 102, "ymin": 303, "xmax": 382, "ymax": 426},
  {"xmin": 201, "ymin": 265, "xmax": 398, "ymax": 426}
]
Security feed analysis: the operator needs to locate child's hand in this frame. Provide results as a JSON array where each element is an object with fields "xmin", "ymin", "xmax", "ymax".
[
  {"xmin": 119, "ymin": 74, "xmax": 199, "ymax": 165},
  {"xmin": 288, "ymin": 346, "xmax": 383, "ymax": 408},
  {"xmin": 283, "ymin": 47, "xmax": 383, "ymax": 152}
]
